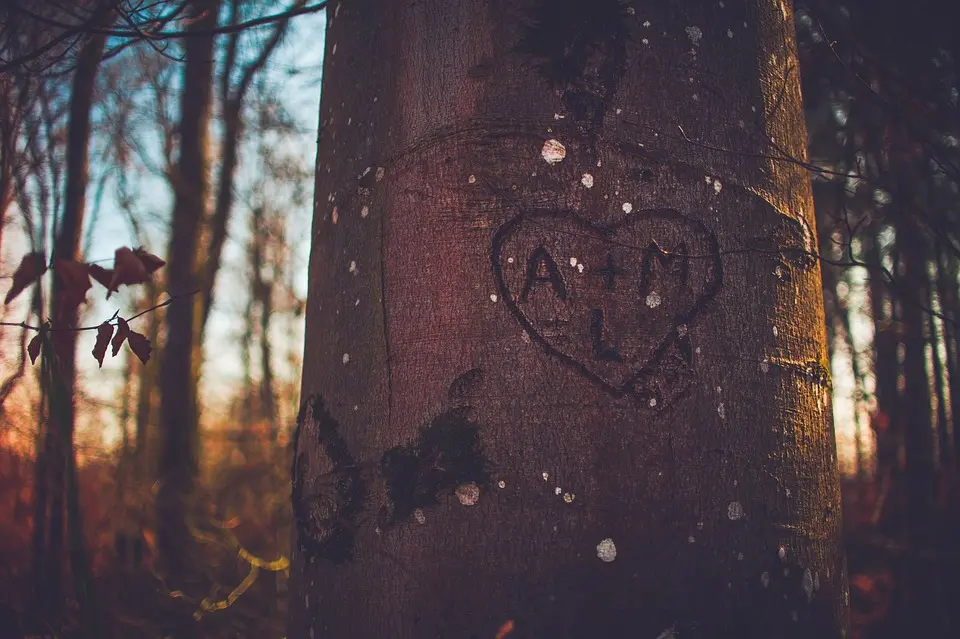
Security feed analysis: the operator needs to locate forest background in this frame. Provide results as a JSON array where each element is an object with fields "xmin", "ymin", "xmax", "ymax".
[{"xmin": 0, "ymin": 1, "xmax": 957, "ymax": 638}]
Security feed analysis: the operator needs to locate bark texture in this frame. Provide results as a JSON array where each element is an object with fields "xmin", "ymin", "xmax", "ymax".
[{"xmin": 293, "ymin": 2, "xmax": 849, "ymax": 637}]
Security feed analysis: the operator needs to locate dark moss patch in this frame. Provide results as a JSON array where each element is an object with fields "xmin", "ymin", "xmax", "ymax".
[
  {"xmin": 379, "ymin": 407, "xmax": 491, "ymax": 528},
  {"xmin": 291, "ymin": 395, "xmax": 366, "ymax": 563},
  {"xmin": 515, "ymin": 0, "xmax": 631, "ymax": 144}
]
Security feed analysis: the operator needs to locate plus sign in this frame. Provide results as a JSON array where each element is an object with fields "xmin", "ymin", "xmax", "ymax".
[{"xmin": 592, "ymin": 253, "xmax": 627, "ymax": 291}]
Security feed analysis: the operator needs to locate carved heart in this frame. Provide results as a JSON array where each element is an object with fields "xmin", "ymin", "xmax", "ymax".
[{"xmin": 491, "ymin": 209, "xmax": 722, "ymax": 403}]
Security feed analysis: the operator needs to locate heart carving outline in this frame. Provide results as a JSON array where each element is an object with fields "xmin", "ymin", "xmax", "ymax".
[{"xmin": 491, "ymin": 208, "xmax": 723, "ymax": 401}]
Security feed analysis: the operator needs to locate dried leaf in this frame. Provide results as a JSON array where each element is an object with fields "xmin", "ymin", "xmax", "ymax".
[
  {"xmin": 87, "ymin": 263, "xmax": 114, "ymax": 291},
  {"xmin": 127, "ymin": 328, "xmax": 152, "ymax": 364},
  {"xmin": 5, "ymin": 252, "xmax": 47, "ymax": 305},
  {"xmin": 28, "ymin": 333, "xmax": 42, "ymax": 365},
  {"xmin": 108, "ymin": 247, "xmax": 150, "ymax": 295},
  {"xmin": 53, "ymin": 260, "xmax": 92, "ymax": 323},
  {"xmin": 111, "ymin": 317, "xmax": 130, "ymax": 356},
  {"xmin": 134, "ymin": 247, "xmax": 165, "ymax": 274},
  {"xmin": 495, "ymin": 620, "xmax": 515, "ymax": 639},
  {"xmin": 93, "ymin": 321, "xmax": 114, "ymax": 368}
]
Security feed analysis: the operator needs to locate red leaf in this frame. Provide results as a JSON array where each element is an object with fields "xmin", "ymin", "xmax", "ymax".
[
  {"xmin": 134, "ymin": 247, "xmax": 165, "ymax": 274},
  {"xmin": 53, "ymin": 260, "xmax": 92, "ymax": 323},
  {"xmin": 127, "ymin": 328, "xmax": 152, "ymax": 364},
  {"xmin": 5, "ymin": 252, "xmax": 46, "ymax": 305},
  {"xmin": 87, "ymin": 263, "xmax": 114, "ymax": 291},
  {"xmin": 111, "ymin": 317, "xmax": 130, "ymax": 356},
  {"xmin": 93, "ymin": 321, "xmax": 114, "ymax": 368},
  {"xmin": 495, "ymin": 620, "xmax": 515, "ymax": 639},
  {"xmin": 108, "ymin": 247, "xmax": 150, "ymax": 295},
  {"xmin": 27, "ymin": 333, "xmax": 42, "ymax": 364}
]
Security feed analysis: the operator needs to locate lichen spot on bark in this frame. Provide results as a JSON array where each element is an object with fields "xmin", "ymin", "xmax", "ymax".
[
  {"xmin": 541, "ymin": 139, "xmax": 566, "ymax": 164},
  {"xmin": 456, "ymin": 482, "xmax": 481, "ymax": 506},
  {"xmin": 727, "ymin": 501, "xmax": 744, "ymax": 520},
  {"xmin": 596, "ymin": 538, "xmax": 617, "ymax": 562}
]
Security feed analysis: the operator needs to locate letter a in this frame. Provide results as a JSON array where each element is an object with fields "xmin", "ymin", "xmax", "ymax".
[{"xmin": 520, "ymin": 246, "xmax": 567, "ymax": 302}]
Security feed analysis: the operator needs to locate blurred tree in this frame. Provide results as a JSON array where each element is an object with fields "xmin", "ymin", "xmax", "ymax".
[{"xmin": 156, "ymin": 0, "xmax": 220, "ymax": 584}]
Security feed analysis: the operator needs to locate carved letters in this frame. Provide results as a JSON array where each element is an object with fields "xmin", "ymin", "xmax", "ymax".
[{"xmin": 491, "ymin": 209, "xmax": 722, "ymax": 405}]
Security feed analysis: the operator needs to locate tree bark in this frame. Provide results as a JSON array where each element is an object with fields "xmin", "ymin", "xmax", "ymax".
[
  {"xmin": 157, "ymin": 0, "xmax": 219, "ymax": 581},
  {"xmin": 292, "ymin": 2, "xmax": 849, "ymax": 637}
]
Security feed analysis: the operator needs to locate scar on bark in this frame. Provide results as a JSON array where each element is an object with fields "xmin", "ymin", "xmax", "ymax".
[
  {"xmin": 291, "ymin": 395, "xmax": 366, "ymax": 563},
  {"xmin": 515, "ymin": 0, "xmax": 630, "ymax": 149},
  {"xmin": 379, "ymin": 372, "xmax": 491, "ymax": 528}
]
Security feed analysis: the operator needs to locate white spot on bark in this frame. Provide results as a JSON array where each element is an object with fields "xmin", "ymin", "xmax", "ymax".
[
  {"xmin": 677, "ymin": 324, "xmax": 688, "ymax": 337},
  {"xmin": 332, "ymin": 207, "xmax": 338, "ymax": 224},
  {"xmin": 456, "ymin": 482, "xmax": 481, "ymax": 506},
  {"xmin": 563, "ymin": 492, "xmax": 575, "ymax": 503},
  {"xmin": 773, "ymin": 325, "xmax": 779, "ymax": 337},
  {"xmin": 622, "ymin": 202, "xmax": 633, "ymax": 214},
  {"xmin": 577, "ymin": 263, "xmax": 585, "ymax": 273},
  {"xmin": 803, "ymin": 568, "xmax": 814, "ymax": 601},
  {"xmin": 375, "ymin": 167, "xmax": 385, "ymax": 182},
  {"xmin": 655, "ymin": 628, "xmax": 677, "ymax": 639},
  {"xmin": 596, "ymin": 538, "xmax": 617, "ymax": 562},
  {"xmin": 760, "ymin": 359, "xmax": 770, "ymax": 373},
  {"xmin": 645, "ymin": 292, "xmax": 662, "ymax": 308},
  {"xmin": 778, "ymin": 546, "xmax": 787, "ymax": 560},
  {"xmin": 569, "ymin": 257, "xmax": 578, "ymax": 267},
  {"xmin": 581, "ymin": 173, "xmax": 594, "ymax": 188},
  {"xmin": 498, "ymin": 480, "xmax": 507, "ymax": 489},
  {"xmin": 685, "ymin": 26, "xmax": 703, "ymax": 46},
  {"xmin": 727, "ymin": 29, "xmax": 734, "ymax": 38},
  {"xmin": 717, "ymin": 403, "xmax": 726, "ymax": 419},
  {"xmin": 555, "ymin": 486, "xmax": 562, "ymax": 495},
  {"xmin": 649, "ymin": 398, "xmax": 658, "ymax": 407},
  {"xmin": 331, "ymin": 43, "xmax": 337, "ymax": 55},
  {"xmin": 468, "ymin": 174, "xmax": 477, "ymax": 184},
  {"xmin": 542, "ymin": 471, "xmax": 549, "ymax": 481},
  {"xmin": 713, "ymin": 179, "xmax": 723, "ymax": 194},
  {"xmin": 626, "ymin": 7, "xmax": 635, "ymax": 15},
  {"xmin": 348, "ymin": 260, "xmax": 358, "ymax": 274},
  {"xmin": 507, "ymin": 257, "xmax": 515, "ymax": 264},
  {"xmin": 737, "ymin": 552, "xmax": 744, "ymax": 560},
  {"xmin": 761, "ymin": 571, "xmax": 771, "ymax": 587},
  {"xmin": 541, "ymin": 139, "xmax": 566, "ymax": 164},
  {"xmin": 342, "ymin": 353, "xmax": 350, "ymax": 364},
  {"xmin": 414, "ymin": 508, "xmax": 426, "ymax": 524},
  {"xmin": 642, "ymin": 38, "xmax": 649, "ymax": 45},
  {"xmin": 490, "ymin": 294, "xmax": 498, "ymax": 303},
  {"xmin": 727, "ymin": 501, "xmax": 744, "ymax": 520},
  {"xmin": 360, "ymin": 205, "xmax": 369, "ymax": 218},
  {"xmin": 688, "ymin": 535, "xmax": 696, "ymax": 543},
  {"xmin": 643, "ymin": 20, "xmax": 651, "ymax": 28}
]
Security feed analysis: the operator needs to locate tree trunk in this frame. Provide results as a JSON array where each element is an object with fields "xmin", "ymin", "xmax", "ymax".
[
  {"xmin": 252, "ymin": 207, "xmax": 277, "ymax": 436},
  {"xmin": 157, "ymin": 0, "xmax": 219, "ymax": 581},
  {"xmin": 48, "ymin": 26, "xmax": 108, "ymax": 636},
  {"xmin": 867, "ymin": 230, "xmax": 900, "ymax": 485},
  {"xmin": 292, "ymin": 2, "xmax": 849, "ymax": 637},
  {"xmin": 934, "ymin": 248, "xmax": 959, "ymax": 461}
]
